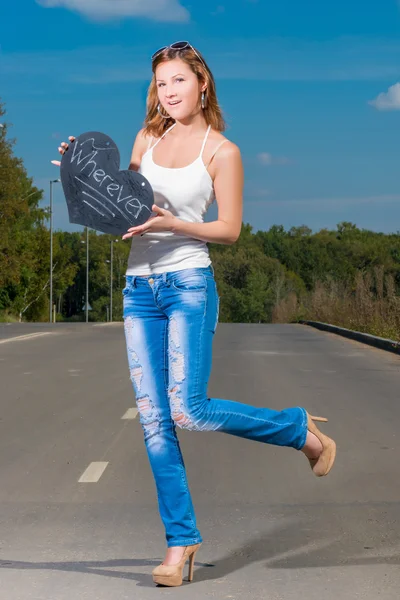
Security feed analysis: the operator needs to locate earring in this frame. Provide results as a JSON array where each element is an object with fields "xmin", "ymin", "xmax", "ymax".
[
  {"xmin": 157, "ymin": 103, "xmax": 170, "ymax": 119},
  {"xmin": 201, "ymin": 91, "xmax": 207, "ymax": 109}
]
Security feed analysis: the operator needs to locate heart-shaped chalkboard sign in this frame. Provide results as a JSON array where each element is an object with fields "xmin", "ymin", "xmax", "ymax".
[{"xmin": 60, "ymin": 131, "xmax": 154, "ymax": 235}]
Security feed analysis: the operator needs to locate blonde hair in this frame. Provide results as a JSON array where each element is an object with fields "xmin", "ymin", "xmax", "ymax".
[{"xmin": 143, "ymin": 45, "xmax": 226, "ymax": 137}]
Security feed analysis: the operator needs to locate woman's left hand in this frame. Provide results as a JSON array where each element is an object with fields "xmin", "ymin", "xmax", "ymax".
[{"xmin": 122, "ymin": 205, "xmax": 177, "ymax": 239}]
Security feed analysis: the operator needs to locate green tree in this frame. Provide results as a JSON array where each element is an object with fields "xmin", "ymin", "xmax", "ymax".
[
  {"xmin": 0, "ymin": 102, "xmax": 49, "ymax": 319},
  {"xmin": 0, "ymin": 101, "xmax": 78, "ymax": 321}
]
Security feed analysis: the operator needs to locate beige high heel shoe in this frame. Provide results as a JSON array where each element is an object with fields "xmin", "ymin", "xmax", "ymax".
[
  {"xmin": 306, "ymin": 413, "xmax": 337, "ymax": 477},
  {"xmin": 152, "ymin": 543, "xmax": 201, "ymax": 587}
]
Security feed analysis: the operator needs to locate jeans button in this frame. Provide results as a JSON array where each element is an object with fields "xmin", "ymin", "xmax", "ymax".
[{"xmin": 149, "ymin": 278, "xmax": 154, "ymax": 284}]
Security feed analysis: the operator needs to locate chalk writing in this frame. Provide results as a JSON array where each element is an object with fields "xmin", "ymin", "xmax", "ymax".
[
  {"xmin": 70, "ymin": 138, "xmax": 151, "ymax": 224},
  {"xmin": 61, "ymin": 131, "xmax": 154, "ymax": 235}
]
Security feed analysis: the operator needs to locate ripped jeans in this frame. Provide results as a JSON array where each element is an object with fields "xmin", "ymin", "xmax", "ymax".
[{"xmin": 123, "ymin": 265, "xmax": 308, "ymax": 547}]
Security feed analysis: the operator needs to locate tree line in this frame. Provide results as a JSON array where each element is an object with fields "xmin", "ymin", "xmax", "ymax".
[{"xmin": 2, "ymin": 101, "xmax": 400, "ymax": 340}]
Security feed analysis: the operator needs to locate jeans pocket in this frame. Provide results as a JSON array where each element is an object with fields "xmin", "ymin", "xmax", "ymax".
[
  {"xmin": 171, "ymin": 271, "xmax": 207, "ymax": 292},
  {"xmin": 122, "ymin": 276, "xmax": 134, "ymax": 296}
]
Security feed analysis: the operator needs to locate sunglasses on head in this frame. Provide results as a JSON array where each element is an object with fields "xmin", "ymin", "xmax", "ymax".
[{"xmin": 151, "ymin": 41, "xmax": 206, "ymax": 69}]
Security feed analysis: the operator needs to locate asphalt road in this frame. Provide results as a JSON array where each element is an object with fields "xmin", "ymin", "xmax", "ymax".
[{"xmin": 0, "ymin": 322, "xmax": 399, "ymax": 599}]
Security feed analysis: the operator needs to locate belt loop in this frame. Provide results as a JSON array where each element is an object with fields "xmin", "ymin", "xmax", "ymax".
[
  {"xmin": 162, "ymin": 272, "xmax": 169, "ymax": 286},
  {"xmin": 132, "ymin": 276, "xmax": 137, "ymax": 289}
]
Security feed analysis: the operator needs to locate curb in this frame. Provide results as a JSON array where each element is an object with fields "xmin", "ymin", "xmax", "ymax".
[{"xmin": 299, "ymin": 320, "xmax": 400, "ymax": 355}]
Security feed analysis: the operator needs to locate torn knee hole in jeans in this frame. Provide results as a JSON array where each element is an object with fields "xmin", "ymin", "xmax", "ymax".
[
  {"xmin": 169, "ymin": 318, "xmax": 185, "ymax": 384},
  {"xmin": 169, "ymin": 316, "xmax": 180, "ymax": 348},
  {"xmin": 169, "ymin": 386, "xmax": 193, "ymax": 429},
  {"xmin": 168, "ymin": 319, "xmax": 193, "ymax": 428},
  {"xmin": 137, "ymin": 395, "xmax": 160, "ymax": 436},
  {"xmin": 170, "ymin": 348, "xmax": 185, "ymax": 383},
  {"xmin": 124, "ymin": 316, "xmax": 135, "ymax": 353},
  {"xmin": 130, "ymin": 365, "xmax": 143, "ymax": 392},
  {"xmin": 128, "ymin": 346, "xmax": 142, "ymax": 392}
]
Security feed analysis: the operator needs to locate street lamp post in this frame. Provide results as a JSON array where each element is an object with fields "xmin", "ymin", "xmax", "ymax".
[
  {"xmin": 80, "ymin": 230, "xmax": 90, "ymax": 323},
  {"xmin": 49, "ymin": 179, "xmax": 61, "ymax": 323},
  {"xmin": 110, "ymin": 239, "xmax": 119, "ymax": 322},
  {"xmin": 86, "ymin": 227, "xmax": 89, "ymax": 323}
]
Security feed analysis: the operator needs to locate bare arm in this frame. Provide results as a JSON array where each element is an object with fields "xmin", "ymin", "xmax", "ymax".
[
  {"xmin": 128, "ymin": 128, "xmax": 149, "ymax": 172},
  {"xmin": 172, "ymin": 142, "xmax": 243, "ymax": 245}
]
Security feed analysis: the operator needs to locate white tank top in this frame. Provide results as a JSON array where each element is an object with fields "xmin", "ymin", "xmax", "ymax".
[{"xmin": 126, "ymin": 123, "xmax": 226, "ymax": 275}]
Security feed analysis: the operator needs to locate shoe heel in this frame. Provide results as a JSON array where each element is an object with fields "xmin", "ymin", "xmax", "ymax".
[
  {"xmin": 152, "ymin": 543, "xmax": 201, "ymax": 587},
  {"xmin": 310, "ymin": 415, "xmax": 328, "ymax": 422},
  {"xmin": 188, "ymin": 549, "xmax": 198, "ymax": 582},
  {"xmin": 306, "ymin": 412, "xmax": 336, "ymax": 477}
]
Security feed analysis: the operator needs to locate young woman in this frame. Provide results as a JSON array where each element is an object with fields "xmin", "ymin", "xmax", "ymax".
[{"xmin": 55, "ymin": 41, "xmax": 336, "ymax": 588}]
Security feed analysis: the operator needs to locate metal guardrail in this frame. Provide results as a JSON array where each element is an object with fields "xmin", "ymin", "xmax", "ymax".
[{"xmin": 299, "ymin": 320, "xmax": 400, "ymax": 355}]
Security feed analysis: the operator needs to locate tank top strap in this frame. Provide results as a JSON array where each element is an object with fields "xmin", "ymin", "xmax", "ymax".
[
  {"xmin": 205, "ymin": 139, "xmax": 228, "ymax": 169},
  {"xmin": 150, "ymin": 122, "xmax": 177, "ymax": 150},
  {"xmin": 199, "ymin": 125, "xmax": 211, "ymax": 159}
]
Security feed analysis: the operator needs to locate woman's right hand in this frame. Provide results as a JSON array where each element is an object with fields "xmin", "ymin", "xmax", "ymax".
[{"xmin": 51, "ymin": 135, "xmax": 75, "ymax": 166}]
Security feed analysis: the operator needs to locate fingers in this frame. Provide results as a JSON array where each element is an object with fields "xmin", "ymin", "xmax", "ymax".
[
  {"xmin": 53, "ymin": 135, "xmax": 75, "ymax": 166},
  {"xmin": 126, "ymin": 228, "xmax": 142, "ymax": 235},
  {"xmin": 152, "ymin": 204, "xmax": 164, "ymax": 215},
  {"xmin": 123, "ymin": 225, "xmax": 148, "ymax": 239},
  {"xmin": 58, "ymin": 136, "xmax": 75, "ymax": 155},
  {"xmin": 59, "ymin": 142, "xmax": 68, "ymax": 155}
]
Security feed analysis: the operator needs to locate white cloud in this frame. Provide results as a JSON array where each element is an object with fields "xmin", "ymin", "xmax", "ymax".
[
  {"xmin": 257, "ymin": 152, "xmax": 291, "ymax": 166},
  {"xmin": 36, "ymin": 0, "xmax": 190, "ymax": 22},
  {"xmin": 369, "ymin": 82, "xmax": 400, "ymax": 111},
  {"xmin": 257, "ymin": 152, "xmax": 272, "ymax": 165}
]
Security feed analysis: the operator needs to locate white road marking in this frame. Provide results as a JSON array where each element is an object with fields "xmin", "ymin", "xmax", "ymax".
[
  {"xmin": 0, "ymin": 332, "xmax": 54, "ymax": 345},
  {"xmin": 78, "ymin": 462, "xmax": 109, "ymax": 483},
  {"xmin": 122, "ymin": 408, "xmax": 139, "ymax": 420},
  {"xmin": 69, "ymin": 369, "xmax": 81, "ymax": 377}
]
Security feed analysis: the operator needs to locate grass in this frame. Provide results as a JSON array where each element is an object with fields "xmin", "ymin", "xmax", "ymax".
[
  {"xmin": 0, "ymin": 311, "xmax": 20, "ymax": 323},
  {"xmin": 273, "ymin": 266, "xmax": 400, "ymax": 342}
]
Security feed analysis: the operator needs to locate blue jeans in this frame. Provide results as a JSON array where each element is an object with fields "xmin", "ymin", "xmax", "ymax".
[{"xmin": 123, "ymin": 265, "xmax": 307, "ymax": 547}]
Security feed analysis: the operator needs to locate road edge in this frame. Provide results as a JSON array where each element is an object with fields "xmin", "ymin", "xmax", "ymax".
[{"xmin": 299, "ymin": 320, "xmax": 400, "ymax": 355}]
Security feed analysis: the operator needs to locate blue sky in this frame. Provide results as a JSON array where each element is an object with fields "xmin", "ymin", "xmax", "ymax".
[{"xmin": 1, "ymin": 0, "xmax": 400, "ymax": 234}]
